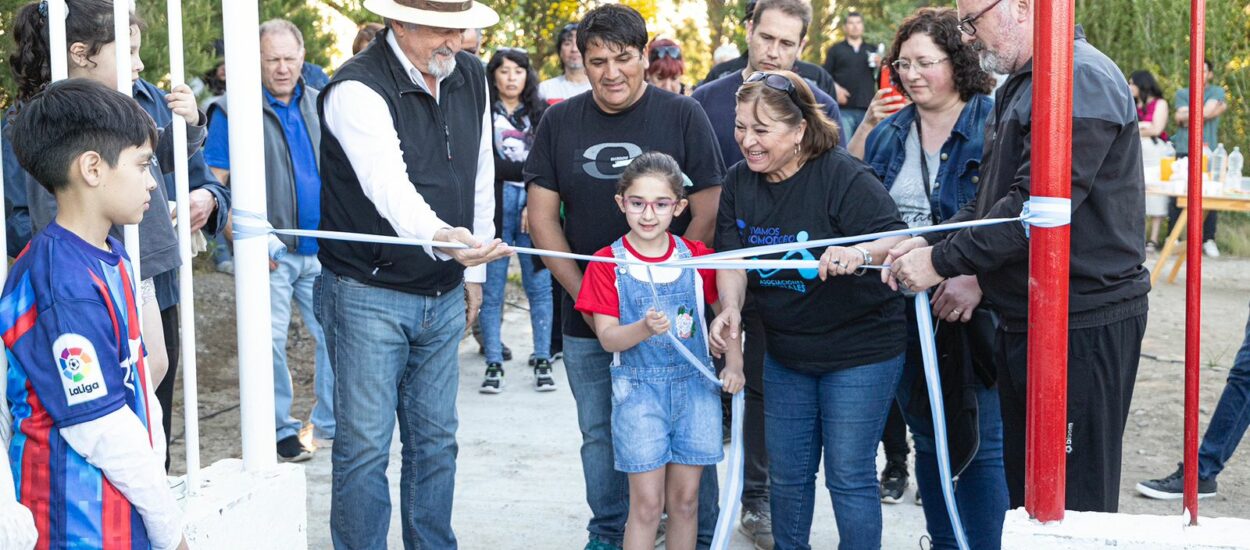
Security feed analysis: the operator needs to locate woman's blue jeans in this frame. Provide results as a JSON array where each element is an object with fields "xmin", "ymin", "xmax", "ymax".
[
  {"xmin": 481, "ymin": 184, "xmax": 553, "ymax": 363},
  {"xmin": 895, "ymin": 308, "xmax": 1008, "ymax": 550},
  {"xmin": 765, "ymin": 352, "xmax": 904, "ymax": 550}
]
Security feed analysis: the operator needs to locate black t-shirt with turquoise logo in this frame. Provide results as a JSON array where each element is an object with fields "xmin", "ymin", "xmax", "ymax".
[{"xmin": 716, "ymin": 149, "xmax": 907, "ymax": 372}]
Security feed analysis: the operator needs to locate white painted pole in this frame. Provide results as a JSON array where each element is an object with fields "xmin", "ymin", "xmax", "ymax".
[
  {"xmin": 47, "ymin": 0, "xmax": 68, "ymax": 80},
  {"xmin": 166, "ymin": 0, "xmax": 202, "ymax": 493},
  {"xmin": 222, "ymin": 0, "xmax": 277, "ymax": 470},
  {"xmin": 113, "ymin": 1, "xmax": 141, "ymax": 282}
]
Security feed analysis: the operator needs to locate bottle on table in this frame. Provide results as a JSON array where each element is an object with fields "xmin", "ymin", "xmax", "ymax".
[{"xmin": 1228, "ymin": 146, "xmax": 1244, "ymax": 192}]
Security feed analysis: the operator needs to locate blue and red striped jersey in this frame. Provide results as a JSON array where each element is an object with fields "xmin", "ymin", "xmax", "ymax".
[{"xmin": 3, "ymin": 222, "xmax": 155, "ymax": 550}]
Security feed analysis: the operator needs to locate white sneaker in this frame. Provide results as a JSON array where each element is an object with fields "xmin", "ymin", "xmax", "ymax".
[{"xmin": 1203, "ymin": 240, "xmax": 1221, "ymax": 258}]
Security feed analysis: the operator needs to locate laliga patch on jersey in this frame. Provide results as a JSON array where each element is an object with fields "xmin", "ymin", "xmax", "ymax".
[{"xmin": 53, "ymin": 333, "xmax": 109, "ymax": 406}]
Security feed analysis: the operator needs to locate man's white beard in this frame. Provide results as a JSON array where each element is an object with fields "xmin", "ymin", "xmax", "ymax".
[{"xmin": 429, "ymin": 49, "xmax": 457, "ymax": 79}]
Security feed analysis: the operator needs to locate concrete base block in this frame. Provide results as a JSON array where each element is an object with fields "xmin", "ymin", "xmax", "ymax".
[
  {"xmin": 1002, "ymin": 507, "xmax": 1250, "ymax": 549},
  {"xmin": 178, "ymin": 459, "xmax": 307, "ymax": 549}
]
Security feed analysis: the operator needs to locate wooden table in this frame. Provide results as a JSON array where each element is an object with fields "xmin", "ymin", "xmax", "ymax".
[{"xmin": 1150, "ymin": 188, "xmax": 1250, "ymax": 285}]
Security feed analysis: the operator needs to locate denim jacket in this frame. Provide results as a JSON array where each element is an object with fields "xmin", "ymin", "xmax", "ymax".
[{"xmin": 863, "ymin": 94, "xmax": 993, "ymax": 222}]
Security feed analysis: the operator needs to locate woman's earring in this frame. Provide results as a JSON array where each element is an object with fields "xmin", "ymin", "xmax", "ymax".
[{"xmin": 794, "ymin": 143, "xmax": 801, "ymax": 157}]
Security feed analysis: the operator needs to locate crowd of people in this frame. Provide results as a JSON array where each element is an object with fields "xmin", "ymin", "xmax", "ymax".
[{"xmin": 4, "ymin": 0, "xmax": 1249, "ymax": 548}]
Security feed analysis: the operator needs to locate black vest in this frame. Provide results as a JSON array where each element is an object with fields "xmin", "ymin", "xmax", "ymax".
[{"xmin": 317, "ymin": 30, "xmax": 487, "ymax": 295}]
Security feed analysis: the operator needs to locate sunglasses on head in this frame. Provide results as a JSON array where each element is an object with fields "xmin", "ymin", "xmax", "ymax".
[
  {"xmin": 650, "ymin": 46, "xmax": 682, "ymax": 61},
  {"xmin": 745, "ymin": 71, "xmax": 800, "ymax": 106}
]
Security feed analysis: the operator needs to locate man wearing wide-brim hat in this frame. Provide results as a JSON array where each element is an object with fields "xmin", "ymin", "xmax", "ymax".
[{"xmin": 316, "ymin": 0, "xmax": 512, "ymax": 547}]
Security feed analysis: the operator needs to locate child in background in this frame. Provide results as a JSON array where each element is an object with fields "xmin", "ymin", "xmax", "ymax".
[
  {"xmin": 4, "ymin": 79, "xmax": 188, "ymax": 550},
  {"xmin": 576, "ymin": 152, "xmax": 744, "ymax": 550}
]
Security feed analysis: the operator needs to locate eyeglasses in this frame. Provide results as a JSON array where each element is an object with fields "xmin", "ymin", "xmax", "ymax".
[
  {"xmin": 890, "ymin": 57, "xmax": 950, "ymax": 74},
  {"xmin": 622, "ymin": 198, "xmax": 678, "ymax": 215},
  {"xmin": 958, "ymin": 0, "xmax": 1005, "ymax": 36},
  {"xmin": 650, "ymin": 46, "xmax": 682, "ymax": 61},
  {"xmin": 745, "ymin": 71, "xmax": 800, "ymax": 106}
]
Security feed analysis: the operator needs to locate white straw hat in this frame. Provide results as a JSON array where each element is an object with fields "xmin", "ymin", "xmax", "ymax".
[{"xmin": 363, "ymin": 0, "xmax": 499, "ymax": 29}]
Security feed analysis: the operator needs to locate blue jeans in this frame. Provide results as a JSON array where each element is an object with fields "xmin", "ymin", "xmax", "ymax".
[
  {"xmin": 563, "ymin": 335, "xmax": 720, "ymax": 548},
  {"xmin": 765, "ymin": 353, "xmax": 904, "ymax": 550},
  {"xmin": 319, "ymin": 271, "xmax": 465, "ymax": 550},
  {"xmin": 895, "ymin": 309, "xmax": 1007, "ymax": 550},
  {"xmin": 481, "ymin": 184, "xmax": 552, "ymax": 363},
  {"xmin": 1198, "ymin": 302, "xmax": 1250, "ymax": 481},
  {"xmin": 840, "ymin": 108, "xmax": 867, "ymax": 139},
  {"xmin": 270, "ymin": 252, "xmax": 333, "ymax": 440}
]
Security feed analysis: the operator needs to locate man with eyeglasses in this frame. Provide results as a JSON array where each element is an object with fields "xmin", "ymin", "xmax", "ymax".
[
  {"xmin": 887, "ymin": 0, "xmax": 1150, "ymax": 513},
  {"xmin": 822, "ymin": 11, "xmax": 877, "ymax": 136},
  {"xmin": 688, "ymin": 1, "xmax": 842, "ymax": 548},
  {"xmin": 525, "ymin": 5, "xmax": 726, "ymax": 550},
  {"xmin": 538, "ymin": 22, "xmax": 592, "ymax": 105}
]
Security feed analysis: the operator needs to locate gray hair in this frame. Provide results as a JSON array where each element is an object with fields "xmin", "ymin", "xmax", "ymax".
[{"xmin": 259, "ymin": 18, "xmax": 304, "ymax": 49}]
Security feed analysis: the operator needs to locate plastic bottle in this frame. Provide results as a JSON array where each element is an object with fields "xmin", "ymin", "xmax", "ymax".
[
  {"xmin": 1227, "ymin": 146, "xmax": 1244, "ymax": 192},
  {"xmin": 1213, "ymin": 143, "xmax": 1228, "ymax": 182},
  {"xmin": 1202, "ymin": 144, "xmax": 1213, "ymax": 177}
]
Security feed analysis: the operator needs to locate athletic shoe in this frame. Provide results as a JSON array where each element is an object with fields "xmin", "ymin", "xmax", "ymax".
[
  {"xmin": 739, "ymin": 508, "xmax": 775, "ymax": 550},
  {"xmin": 533, "ymin": 359, "xmax": 557, "ymax": 392},
  {"xmin": 915, "ymin": 490, "xmax": 923, "ymax": 506},
  {"xmin": 583, "ymin": 540, "xmax": 622, "ymax": 550},
  {"xmin": 277, "ymin": 435, "xmax": 313, "ymax": 463},
  {"xmin": 476, "ymin": 343, "xmax": 513, "ymax": 361},
  {"xmin": 551, "ymin": 349, "xmax": 564, "ymax": 362},
  {"xmin": 215, "ymin": 260, "xmax": 234, "ymax": 274},
  {"xmin": 880, "ymin": 458, "xmax": 909, "ymax": 504},
  {"xmin": 1146, "ymin": 241, "xmax": 1159, "ymax": 253},
  {"xmin": 1136, "ymin": 464, "xmax": 1217, "ymax": 500},
  {"xmin": 1204, "ymin": 239, "xmax": 1221, "ymax": 258},
  {"xmin": 480, "ymin": 363, "xmax": 504, "ymax": 394}
]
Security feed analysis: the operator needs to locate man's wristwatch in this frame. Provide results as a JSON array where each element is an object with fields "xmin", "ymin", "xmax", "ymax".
[{"xmin": 852, "ymin": 245, "xmax": 872, "ymax": 275}]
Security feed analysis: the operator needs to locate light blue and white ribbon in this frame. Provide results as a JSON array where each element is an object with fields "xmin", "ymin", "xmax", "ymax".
[{"xmin": 232, "ymin": 197, "xmax": 1069, "ymax": 549}]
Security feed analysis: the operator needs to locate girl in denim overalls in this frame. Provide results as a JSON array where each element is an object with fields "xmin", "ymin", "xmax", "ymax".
[{"xmin": 575, "ymin": 152, "xmax": 744, "ymax": 550}]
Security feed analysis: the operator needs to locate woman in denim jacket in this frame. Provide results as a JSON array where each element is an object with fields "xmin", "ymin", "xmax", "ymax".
[{"xmin": 850, "ymin": 8, "xmax": 1008, "ymax": 550}]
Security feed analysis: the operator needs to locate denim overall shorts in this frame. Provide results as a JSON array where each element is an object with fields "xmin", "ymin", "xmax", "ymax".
[{"xmin": 609, "ymin": 236, "xmax": 724, "ymax": 473}]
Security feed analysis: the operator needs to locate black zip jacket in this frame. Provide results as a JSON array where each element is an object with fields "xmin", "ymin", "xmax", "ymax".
[{"xmin": 928, "ymin": 26, "xmax": 1150, "ymax": 331}]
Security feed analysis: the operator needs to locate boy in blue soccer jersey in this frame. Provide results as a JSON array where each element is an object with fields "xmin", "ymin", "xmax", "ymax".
[{"xmin": 3, "ymin": 79, "xmax": 189, "ymax": 550}]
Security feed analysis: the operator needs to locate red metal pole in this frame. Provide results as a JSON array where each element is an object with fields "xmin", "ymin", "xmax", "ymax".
[
  {"xmin": 1025, "ymin": 0, "xmax": 1073, "ymax": 523},
  {"xmin": 1184, "ymin": 0, "xmax": 1205, "ymax": 527}
]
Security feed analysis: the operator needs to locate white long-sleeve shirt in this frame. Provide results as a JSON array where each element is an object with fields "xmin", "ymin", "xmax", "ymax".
[
  {"xmin": 323, "ymin": 32, "xmax": 495, "ymax": 283},
  {"xmin": 60, "ymin": 384, "xmax": 183, "ymax": 550}
]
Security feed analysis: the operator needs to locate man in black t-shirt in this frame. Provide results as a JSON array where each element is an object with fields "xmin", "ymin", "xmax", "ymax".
[
  {"xmin": 524, "ymin": 5, "xmax": 725, "ymax": 548},
  {"xmin": 822, "ymin": 11, "xmax": 878, "ymax": 136}
]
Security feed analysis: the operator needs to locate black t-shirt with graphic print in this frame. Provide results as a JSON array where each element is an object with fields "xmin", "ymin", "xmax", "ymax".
[
  {"xmin": 715, "ymin": 149, "xmax": 907, "ymax": 373},
  {"xmin": 525, "ymin": 86, "xmax": 725, "ymax": 338}
]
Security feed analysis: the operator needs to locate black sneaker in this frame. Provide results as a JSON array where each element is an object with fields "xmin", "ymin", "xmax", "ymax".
[
  {"xmin": 480, "ymin": 363, "xmax": 504, "ymax": 394},
  {"xmin": 1136, "ymin": 463, "xmax": 1217, "ymax": 500},
  {"xmin": 880, "ymin": 458, "xmax": 909, "ymax": 504},
  {"xmin": 533, "ymin": 359, "xmax": 557, "ymax": 392},
  {"xmin": 277, "ymin": 435, "xmax": 313, "ymax": 463},
  {"xmin": 477, "ymin": 343, "xmax": 512, "ymax": 361}
]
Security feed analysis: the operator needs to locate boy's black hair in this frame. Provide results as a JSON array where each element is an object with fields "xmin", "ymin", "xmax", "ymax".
[
  {"xmin": 576, "ymin": 4, "xmax": 648, "ymax": 57},
  {"xmin": 617, "ymin": 151, "xmax": 686, "ymax": 199},
  {"xmin": 10, "ymin": 78, "xmax": 158, "ymax": 194}
]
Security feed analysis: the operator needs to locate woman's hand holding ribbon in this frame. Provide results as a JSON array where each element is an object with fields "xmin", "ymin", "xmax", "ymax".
[{"xmin": 708, "ymin": 306, "xmax": 741, "ymax": 359}]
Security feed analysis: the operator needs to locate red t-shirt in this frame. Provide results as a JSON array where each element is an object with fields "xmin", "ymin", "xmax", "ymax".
[{"xmin": 576, "ymin": 234, "xmax": 720, "ymax": 319}]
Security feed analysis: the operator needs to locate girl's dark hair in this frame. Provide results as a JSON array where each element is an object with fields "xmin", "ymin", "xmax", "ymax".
[
  {"xmin": 11, "ymin": 78, "xmax": 158, "ymax": 194},
  {"xmin": 486, "ymin": 48, "xmax": 546, "ymax": 121},
  {"xmin": 10, "ymin": 0, "xmax": 139, "ymax": 104},
  {"xmin": 736, "ymin": 70, "xmax": 840, "ymax": 161},
  {"xmin": 577, "ymin": 4, "xmax": 648, "ymax": 57},
  {"xmin": 1130, "ymin": 70, "xmax": 1165, "ymax": 104},
  {"xmin": 886, "ymin": 7, "xmax": 994, "ymax": 102},
  {"xmin": 617, "ymin": 151, "xmax": 686, "ymax": 199}
]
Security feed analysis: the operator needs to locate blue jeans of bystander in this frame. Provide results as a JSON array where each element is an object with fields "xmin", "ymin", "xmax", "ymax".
[
  {"xmin": 271, "ymin": 252, "xmax": 333, "ymax": 441},
  {"xmin": 481, "ymin": 184, "xmax": 553, "ymax": 363}
]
